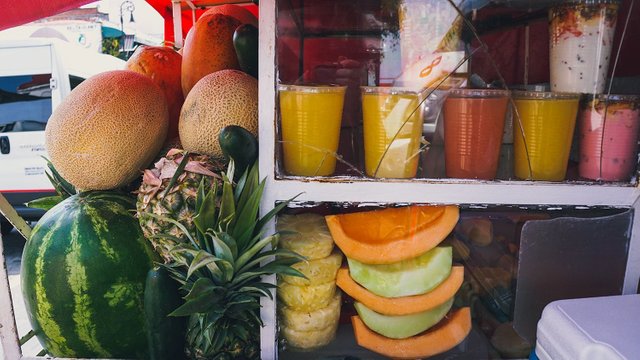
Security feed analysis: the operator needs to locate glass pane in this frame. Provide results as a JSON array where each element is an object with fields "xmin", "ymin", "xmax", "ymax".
[
  {"xmin": 274, "ymin": 0, "xmax": 640, "ymax": 183},
  {"xmin": 275, "ymin": 203, "xmax": 631, "ymax": 359}
]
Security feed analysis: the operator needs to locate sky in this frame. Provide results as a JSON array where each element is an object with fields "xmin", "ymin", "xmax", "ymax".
[{"xmin": 91, "ymin": 0, "xmax": 164, "ymax": 39}]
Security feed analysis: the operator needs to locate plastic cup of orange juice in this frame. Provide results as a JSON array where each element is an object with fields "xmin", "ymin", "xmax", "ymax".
[
  {"xmin": 579, "ymin": 94, "xmax": 640, "ymax": 181},
  {"xmin": 278, "ymin": 84, "xmax": 346, "ymax": 176},
  {"xmin": 361, "ymin": 86, "xmax": 424, "ymax": 179},
  {"xmin": 513, "ymin": 91, "xmax": 581, "ymax": 181}
]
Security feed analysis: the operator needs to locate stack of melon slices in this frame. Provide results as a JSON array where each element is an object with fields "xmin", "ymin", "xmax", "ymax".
[
  {"xmin": 327, "ymin": 205, "xmax": 471, "ymax": 359},
  {"xmin": 276, "ymin": 213, "xmax": 343, "ymax": 350}
]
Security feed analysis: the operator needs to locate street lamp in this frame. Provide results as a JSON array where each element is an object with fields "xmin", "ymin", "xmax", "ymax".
[{"xmin": 120, "ymin": 0, "xmax": 135, "ymax": 31}]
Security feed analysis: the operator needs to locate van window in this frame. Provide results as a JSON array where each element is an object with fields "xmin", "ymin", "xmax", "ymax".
[
  {"xmin": 69, "ymin": 75, "xmax": 85, "ymax": 90},
  {"xmin": 0, "ymin": 74, "xmax": 52, "ymax": 133}
]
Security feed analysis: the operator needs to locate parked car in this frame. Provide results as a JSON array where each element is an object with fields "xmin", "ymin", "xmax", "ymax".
[{"xmin": 0, "ymin": 38, "xmax": 125, "ymax": 234}]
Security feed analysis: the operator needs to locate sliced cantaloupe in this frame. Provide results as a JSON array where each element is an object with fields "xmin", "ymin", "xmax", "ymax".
[
  {"xmin": 336, "ymin": 266, "xmax": 464, "ymax": 316},
  {"xmin": 347, "ymin": 246, "xmax": 452, "ymax": 298},
  {"xmin": 326, "ymin": 205, "xmax": 459, "ymax": 264},
  {"xmin": 354, "ymin": 298, "xmax": 453, "ymax": 339},
  {"xmin": 351, "ymin": 307, "xmax": 471, "ymax": 359}
]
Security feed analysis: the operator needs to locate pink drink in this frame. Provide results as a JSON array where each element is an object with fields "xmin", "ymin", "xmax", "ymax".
[{"xmin": 579, "ymin": 95, "xmax": 640, "ymax": 181}]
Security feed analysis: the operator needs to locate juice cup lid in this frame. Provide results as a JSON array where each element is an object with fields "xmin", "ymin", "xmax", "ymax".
[
  {"xmin": 278, "ymin": 84, "xmax": 346, "ymax": 93},
  {"xmin": 361, "ymin": 86, "xmax": 423, "ymax": 95},
  {"xmin": 581, "ymin": 94, "xmax": 640, "ymax": 109},
  {"xmin": 556, "ymin": 0, "xmax": 621, "ymax": 6},
  {"xmin": 513, "ymin": 90, "xmax": 581, "ymax": 100},
  {"xmin": 583, "ymin": 94, "xmax": 640, "ymax": 102},
  {"xmin": 447, "ymin": 88, "xmax": 510, "ymax": 98}
]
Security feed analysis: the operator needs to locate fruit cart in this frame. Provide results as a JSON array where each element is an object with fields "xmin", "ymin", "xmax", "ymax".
[{"xmin": 1, "ymin": 0, "xmax": 640, "ymax": 359}]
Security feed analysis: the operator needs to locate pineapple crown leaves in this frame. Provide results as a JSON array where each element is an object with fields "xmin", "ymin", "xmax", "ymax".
[
  {"xmin": 146, "ymin": 158, "xmax": 306, "ymax": 319},
  {"xmin": 26, "ymin": 157, "xmax": 77, "ymax": 211}
]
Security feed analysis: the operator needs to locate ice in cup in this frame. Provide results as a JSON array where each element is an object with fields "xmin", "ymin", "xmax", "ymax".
[
  {"xmin": 361, "ymin": 87, "xmax": 424, "ymax": 178},
  {"xmin": 579, "ymin": 95, "xmax": 640, "ymax": 181},
  {"xmin": 549, "ymin": 0, "xmax": 620, "ymax": 94},
  {"xmin": 279, "ymin": 85, "xmax": 346, "ymax": 176},
  {"xmin": 513, "ymin": 91, "xmax": 581, "ymax": 181},
  {"xmin": 443, "ymin": 89, "xmax": 510, "ymax": 180}
]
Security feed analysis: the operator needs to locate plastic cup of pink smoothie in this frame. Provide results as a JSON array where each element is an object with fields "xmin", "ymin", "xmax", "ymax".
[{"xmin": 579, "ymin": 94, "xmax": 640, "ymax": 181}]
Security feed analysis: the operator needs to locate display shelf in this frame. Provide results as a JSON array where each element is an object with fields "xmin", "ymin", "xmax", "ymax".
[
  {"xmin": 265, "ymin": 178, "xmax": 640, "ymax": 207},
  {"xmin": 278, "ymin": 322, "xmax": 492, "ymax": 359},
  {"xmin": 259, "ymin": 1, "xmax": 640, "ymax": 359}
]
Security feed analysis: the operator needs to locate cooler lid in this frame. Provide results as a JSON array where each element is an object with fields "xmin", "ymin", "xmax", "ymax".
[{"xmin": 536, "ymin": 294, "xmax": 640, "ymax": 360}]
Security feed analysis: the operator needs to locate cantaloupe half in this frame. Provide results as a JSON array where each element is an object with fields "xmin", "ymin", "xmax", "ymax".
[
  {"xmin": 326, "ymin": 205, "xmax": 459, "ymax": 264},
  {"xmin": 336, "ymin": 266, "xmax": 464, "ymax": 316},
  {"xmin": 351, "ymin": 307, "xmax": 471, "ymax": 359}
]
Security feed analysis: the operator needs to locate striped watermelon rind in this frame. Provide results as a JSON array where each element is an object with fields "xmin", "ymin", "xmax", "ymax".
[{"xmin": 21, "ymin": 191, "xmax": 158, "ymax": 358}]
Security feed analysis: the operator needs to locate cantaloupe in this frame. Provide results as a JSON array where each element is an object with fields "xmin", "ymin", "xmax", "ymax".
[
  {"xmin": 354, "ymin": 298, "xmax": 454, "ymax": 339},
  {"xmin": 201, "ymin": 4, "xmax": 258, "ymax": 27},
  {"xmin": 181, "ymin": 13, "xmax": 241, "ymax": 96},
  {"xmin": 179, "ymin": 69, "xmax": 257, "ymax": 158},
  {"xmin": 347, "ymin": 247, "xmax": 452, "ymax": 298},
  {"xmin": 45, "ymin": 70, "xmax": 168, "ymax": 191},
  {"xmin": 351, "ymin": 307, "xmax": 472, "ymax": 359},
  {"xmin": 126, "ymin": 46, "xmax": 183, "ymax": 143},
  {"xmin": 336, "ymin": 266, "xmax": 464, "ymax": 316}
]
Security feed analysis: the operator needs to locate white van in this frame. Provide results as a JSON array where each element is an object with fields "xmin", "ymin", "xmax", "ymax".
[{"xmin": 0, "ymin": 38, "xmax": 125, "ymax": 233}]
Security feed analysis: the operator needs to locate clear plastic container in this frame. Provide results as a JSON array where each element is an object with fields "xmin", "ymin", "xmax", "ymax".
[
  {"xmin": 443, "ymin": 89, "xmax": 510, "ymax": 180},
  {"xmin": 361, "ymin": 86, "xmax": 424, "ymax": 178},
  {"xmin": 279, "ymin": 84, "xmax": 346, "ymax": 176},
  {"xmin": 549, "ymin": 0, "xmax": 621, "ymax": 94},
  {"xmin": 578, "ymin": 94, "xmax": 640, "ymax": 181},
  {"xmin": 513, "ymin": 91, "xmax": 581, "ymax": 181}
]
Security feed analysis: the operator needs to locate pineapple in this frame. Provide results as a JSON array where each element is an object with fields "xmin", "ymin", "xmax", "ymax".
[
  {"xmin": 136, "ymin": 148, "xmax": 224, "ymax": 260},
  {"xmin": 280, "ymin": 291, "xmax": 341, "ymax": 332},
  {"xmin": 278, "ymin": 281, "xmax": 336, "ymax": 311},
  {"xmin": 277, "ymin": 213, "xmax": 335, "ymax": 260},
  {"xmin": 280, "ymin": 321, "xmax": 339, "ymax": 350},
  {"xmin": 280, "ymin": 250, "xmax": 343, "ymax": 286},
  {"xmin": 143, "ymin": 160, "xmax": 304, "ymax": 360}
]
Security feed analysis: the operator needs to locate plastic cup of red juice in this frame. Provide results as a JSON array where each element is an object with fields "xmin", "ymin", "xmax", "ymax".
[{"xmin": 443, "ymin": 89, "xmax": 510, "ymax": 180}]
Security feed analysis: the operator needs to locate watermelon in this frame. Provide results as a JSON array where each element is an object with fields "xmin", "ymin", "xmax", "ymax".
[{"xmin": 20, "ymin": 191, "xmax": 158, "ymax": 358}]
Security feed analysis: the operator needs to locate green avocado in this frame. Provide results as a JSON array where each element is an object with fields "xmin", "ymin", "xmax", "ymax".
[
  {"xmin": 233, "ymin": 24, "xmax": 258, "ymax": 78},
  {"xmin": 218, "ymin": 125, "xmax": 259, "ymax": 178}
]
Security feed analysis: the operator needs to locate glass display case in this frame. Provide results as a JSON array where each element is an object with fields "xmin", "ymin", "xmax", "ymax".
[{"xmin": 258, "ymin": 0, "xmax": 640, "ymax": 358}]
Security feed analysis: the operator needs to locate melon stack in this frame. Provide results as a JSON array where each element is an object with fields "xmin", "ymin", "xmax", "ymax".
[
  {"xmin": 276, "ymin": 213, "xmax": 343, "ymax": 350},
  {"xmin": 326, "ymin": 205, "xmax": 472, "ymax": 359}
]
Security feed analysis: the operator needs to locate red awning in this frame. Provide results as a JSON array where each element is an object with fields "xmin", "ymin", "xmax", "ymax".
[
  {"xmin": 145, "ymin": 0, "xmax": 258, "ymax": 46},
  {"xmin": 0, "ymin": 0, "xmax": 95, "ymax": 31}
]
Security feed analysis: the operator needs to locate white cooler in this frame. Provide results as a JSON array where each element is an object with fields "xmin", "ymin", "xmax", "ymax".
[{"xmin": 535, "ymin": 294, "xmax": 640, "ymax": 360}]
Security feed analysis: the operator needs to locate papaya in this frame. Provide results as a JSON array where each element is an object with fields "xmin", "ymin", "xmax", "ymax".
[
  {"xmin": 326, "ymin": 205, "xmax": 459, "ymax": 264},
  {"xmin": 201, "ymin": 4, "xmax": 258, "ymax": 27},
  {"xmin": 181, "ymin": 13, "xmax": 241, "ymax": 96},
  {"xmin": 351, "ymin": 307, "xmax": 472, "ymax": 359},
  {"xmin": 126, "ymin": 46, "xmax": 184, "ymax": 143}
]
